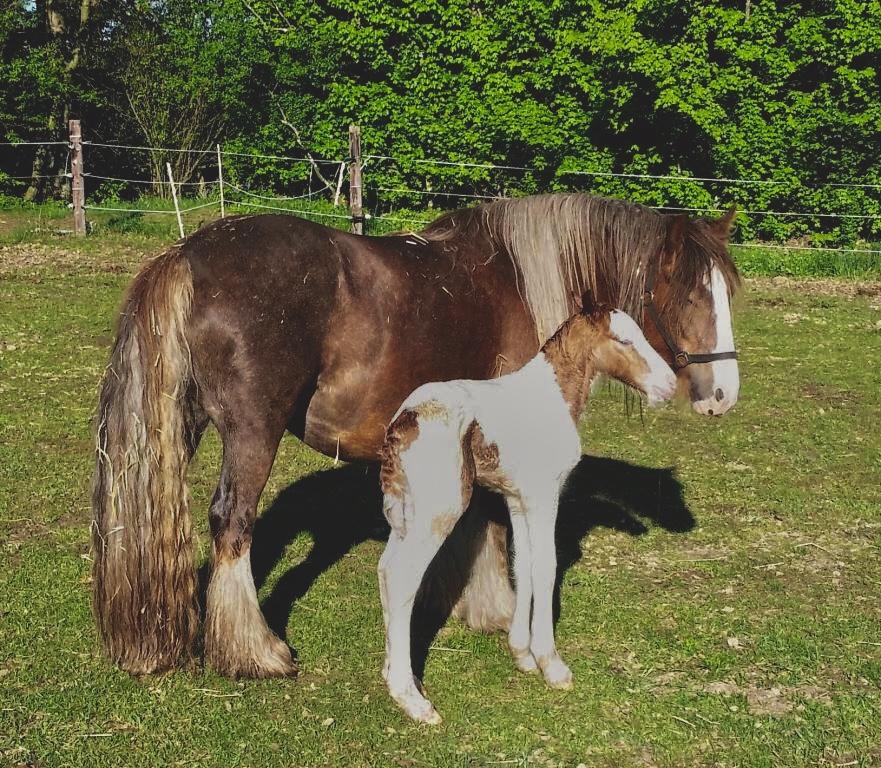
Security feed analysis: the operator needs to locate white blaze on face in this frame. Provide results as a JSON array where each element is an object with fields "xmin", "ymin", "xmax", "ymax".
[
  {"xmin": 608, "ymin": 311, "xmax": 677, "ymax": 405},
  {"xmin": 691, "ymin": 265, "xmax": 740, "ymax": 416}
]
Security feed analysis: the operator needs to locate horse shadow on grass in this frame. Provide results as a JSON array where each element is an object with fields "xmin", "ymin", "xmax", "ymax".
[{"xmin": 242, "ymin": 454, "xmax": 694, "ymax": 677}]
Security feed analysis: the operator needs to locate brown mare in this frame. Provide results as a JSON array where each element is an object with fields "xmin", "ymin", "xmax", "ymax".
[{"xmin": 91, "ymin": 193, "xmax": 740, "ymax": 678}]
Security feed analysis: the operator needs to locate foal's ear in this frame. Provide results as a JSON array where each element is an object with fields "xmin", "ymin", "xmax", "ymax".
[
  {"xmin": 711, "ymin": 206, "xmax": 737, "ymax": 240},
  {"xmin": 572, "ymin": 289, "xmax": 597, "ymax": 315}
]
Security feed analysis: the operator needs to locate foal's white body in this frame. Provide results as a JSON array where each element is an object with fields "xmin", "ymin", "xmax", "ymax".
[
  {"xmin": 397, "ymin": 354, "xmax": 583, "ymax": 523},
  {"xmin": 378, "ymin": 310, "xmax": 676, "ymax": 723}
]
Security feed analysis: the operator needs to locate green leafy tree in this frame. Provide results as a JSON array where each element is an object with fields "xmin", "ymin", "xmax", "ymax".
[
  {"xmin": 1, "ymin": 0, "xmax": 879, "ymax": 244},
  {"xmin": 110, "ymin": 0, "xmax": 272, "ymax": 192},
  {"xmin": 239, "ymin": 0, "xmax": 880, "ymax": 243},
  {"xmin": 1, "ymin": 0, "xmax": 106, "ymax": 200}
]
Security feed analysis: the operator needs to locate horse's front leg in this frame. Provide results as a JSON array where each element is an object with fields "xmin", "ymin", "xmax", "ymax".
[{"xmin": 204, "ymin": 425, "xmax": 297, "ymax": 678}]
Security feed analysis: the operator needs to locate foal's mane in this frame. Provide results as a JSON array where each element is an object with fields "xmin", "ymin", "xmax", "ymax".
[{"xmin": 420, "ymin": 193, "xmax": 740, "ymax": 342}]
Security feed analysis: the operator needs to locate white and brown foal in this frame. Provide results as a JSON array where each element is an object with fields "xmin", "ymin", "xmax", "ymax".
[{"xmin": 378, "ymin": 303, "xmax": 678, "ymax": 723}]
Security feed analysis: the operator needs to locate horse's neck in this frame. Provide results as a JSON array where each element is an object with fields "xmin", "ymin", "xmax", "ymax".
[{"xmin": 536, "ymin": 318, "xmax": 597, "ymax": 423}]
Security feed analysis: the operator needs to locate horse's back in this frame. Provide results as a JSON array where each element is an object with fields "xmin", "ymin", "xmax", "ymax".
[{"xmin": 183, "ymin": 214, "xmax": 345, "ymax": 298}]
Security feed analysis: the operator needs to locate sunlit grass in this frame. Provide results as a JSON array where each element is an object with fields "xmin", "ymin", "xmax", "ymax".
[{"xmin": 1, "ymin": 238, "xmax": 880, "ymax": 767}]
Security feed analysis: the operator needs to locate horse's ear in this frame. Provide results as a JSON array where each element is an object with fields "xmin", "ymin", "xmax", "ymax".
[
  {"xmin": 711, "ymin": 206, "xmax": 737, "ymax": 240},
  {"xmin": 664, "ymin": 213, "xmax": 688, "ymax": 271}
]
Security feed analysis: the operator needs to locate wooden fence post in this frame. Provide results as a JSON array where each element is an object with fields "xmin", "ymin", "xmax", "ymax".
[
  {"xmin": 69, "ymin": 119, "xmax": 86, "ymax": 236},
  {"xmin": 348, "ymin": 124, "xmax": 363, "ymax": 234}
]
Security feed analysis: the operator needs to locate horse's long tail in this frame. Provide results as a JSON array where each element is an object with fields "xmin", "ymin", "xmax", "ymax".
[{"xmin": 91, "ymin": 250, "xmax": 200, "ymax": 675}]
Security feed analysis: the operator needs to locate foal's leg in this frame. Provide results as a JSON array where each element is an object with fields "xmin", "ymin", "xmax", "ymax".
[
  {"xmin": 506, "ymin": 498, "xmax": 538, "ymax": 673},
  {"xmin": 377, "ymin": 505, "xmax": 394, "ymax": 682},
  {"xmin": 379, "ymin": 517, "xmax": 453, "ymax": 724},
  {"xmin": 204, "ymin": 424, "xmax": 296, "ymax": 678},
  {"xmin": 524, "ymin": 492, "xmax": 572, "ymax": 690}
]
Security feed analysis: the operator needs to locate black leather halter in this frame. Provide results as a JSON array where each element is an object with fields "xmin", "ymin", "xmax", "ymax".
[{"xmin": 643, "ymin": 258, "xmax": 738, "ymax": 371}]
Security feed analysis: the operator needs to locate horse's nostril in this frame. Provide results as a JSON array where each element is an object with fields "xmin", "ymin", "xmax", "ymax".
[
  {"xmin": 707, "ymin": 408, "xmax": 714, "ymax": 416},
  {"xmin": 715, "ymin": 388, "xmax": 724, "ymax": 402}
]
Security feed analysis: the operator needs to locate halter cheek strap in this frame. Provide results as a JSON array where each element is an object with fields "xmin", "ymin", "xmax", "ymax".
[{"xmin": 643, "ymin": 259, "xmax": 738, "ymax": 371}]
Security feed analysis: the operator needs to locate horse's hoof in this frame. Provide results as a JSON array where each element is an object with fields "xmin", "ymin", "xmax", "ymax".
[
  {"xmin": 405, "ymin": 699, "xmax": 442, "ymax": 725},
  {"xmin": 457, "ymin": 605, "xmax": 513, "ymax": 633},
  {"xmin": 453, "ymin": 593, "xmax": 514, "ymax": 634},
  {"xmin": 514, "ymin": 654, "xmax": 539, "ymax": 674},
  {"xmin": 418, "ymin": 706, "xmax": 443, "ymax": 725},
  {"xmin": 207, "ymin": 633, "xmax": 297, "ymax": 679},
  {"xmin": 249, "ymin": 639, "xmax": 299, "ymax": 679}
]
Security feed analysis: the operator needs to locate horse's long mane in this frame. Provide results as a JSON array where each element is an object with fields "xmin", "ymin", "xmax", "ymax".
[{"xmin": 420, "ymin": 193, "xmax": 739, "ymax": 342}]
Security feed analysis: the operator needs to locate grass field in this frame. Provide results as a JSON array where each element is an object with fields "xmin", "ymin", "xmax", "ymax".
[{"xmin": 1, "ymin": 219, "xmax": 881, "ymax": 767}]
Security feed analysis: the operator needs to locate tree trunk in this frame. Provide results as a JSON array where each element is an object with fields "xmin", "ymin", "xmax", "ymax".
[{"xmin": 25, "ymin": 0, "xmax": 98, "ymax": 201}]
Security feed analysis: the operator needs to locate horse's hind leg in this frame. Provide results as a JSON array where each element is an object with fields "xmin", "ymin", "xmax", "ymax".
[{"xmin": 204, "ymin": 423, "xmax": 296, "ymax": 678}]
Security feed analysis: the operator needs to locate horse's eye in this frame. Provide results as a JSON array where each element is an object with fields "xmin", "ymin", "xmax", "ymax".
[{"xmin": 618, "ymin": 338, "xmax": 634, "ymax": 347}]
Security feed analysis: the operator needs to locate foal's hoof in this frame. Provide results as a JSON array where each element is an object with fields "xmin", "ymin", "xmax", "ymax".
[
  {"xmin": 389, "ymin": 681, "xmax": 443, "ymax": 725},
  {"xmin": 411, "ymin": 703, "xmax": 443, "ymax": 726},
  {"xmin": 510, "ymin": 647, "xmax": 539, "ymax": 674},
  {"xmin": 540, "ymin": 656, "xmax": 573, "ymax": 690}
]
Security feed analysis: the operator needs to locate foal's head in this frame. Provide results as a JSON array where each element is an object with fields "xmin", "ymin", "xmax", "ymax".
[
  {"xmin": 549, "ymin": 302, "xmax": 677, "ymax": 408},
  {"xmin": 586, "ymin": 307, "xmax": 678, "ymax": 406}
]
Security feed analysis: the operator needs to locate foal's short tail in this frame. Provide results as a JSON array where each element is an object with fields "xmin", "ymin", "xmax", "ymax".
[
  {"xmin": 91, "ymin": 250, "xmax": 199, "ymax": 675},
  {"xmin": 379, "ymin": 409, "xmax": 418, "ymax": 535}
]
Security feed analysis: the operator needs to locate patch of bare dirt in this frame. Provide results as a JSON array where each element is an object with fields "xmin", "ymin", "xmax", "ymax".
[
  {"xmin": 746, "ymin": 276, "xmax": 881, "ymax": 299},
  {"xmin": 704, "ymin": 680, "xmax": 832, "ymax": 716},
  {"xmin": 0, "ymin": 243, "xmax": 146, "ymax": 276},
  {"xmin": 802, "ymin": 382, "xmax": 860, "ymax": 406},
  {"xmin": 3, "ymin": 508, "xmax": 88, "ymax": 548}
]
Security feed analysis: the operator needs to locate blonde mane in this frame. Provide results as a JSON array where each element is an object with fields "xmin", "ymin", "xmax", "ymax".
[{"xmin": 420, "ymin": 193, "xmax": 738, "ymax": 343}]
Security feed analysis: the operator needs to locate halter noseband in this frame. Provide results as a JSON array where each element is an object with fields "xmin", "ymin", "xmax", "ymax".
[{"xmin": 642, "ymin": 257, "xmax": 738, "ymax": 371}]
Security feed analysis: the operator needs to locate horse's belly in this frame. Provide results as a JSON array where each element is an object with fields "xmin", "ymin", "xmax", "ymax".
[
  {"xmin": 299, "ymin": 250, "xmax": 538, "ymax": 463},
  {"xmin": 302, "ymin": 378, "xmax": 389, "ymax": 462}
]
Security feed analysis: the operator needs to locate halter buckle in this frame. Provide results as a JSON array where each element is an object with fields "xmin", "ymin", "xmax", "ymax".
[{"xmin": 674, "ymin": 351, "xmax": 690, "ymax": 368}]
